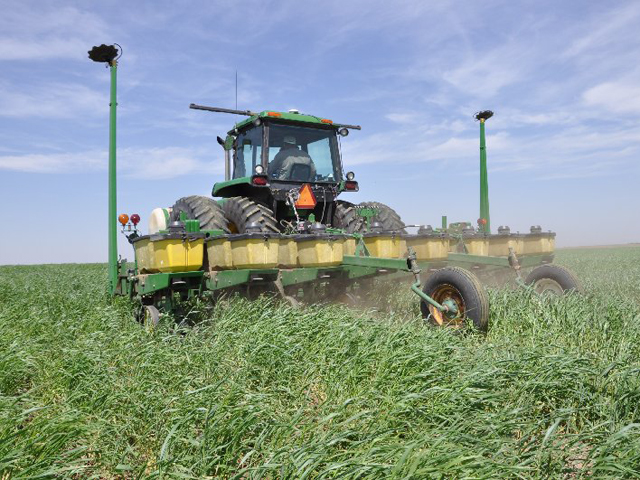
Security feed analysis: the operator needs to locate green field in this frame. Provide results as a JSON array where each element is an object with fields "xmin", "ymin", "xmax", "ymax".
[{"xmin": 1, "ymin": 247, "xmax": 640, "ymax": 478}]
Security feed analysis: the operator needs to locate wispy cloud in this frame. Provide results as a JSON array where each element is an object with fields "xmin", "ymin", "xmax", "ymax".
[
  {"xmin": 0, "ymin": 3, "xmax": 113, "ymax": 61},
  {"xmin": 0, "ymin": 147, "xmax": 223, "ymax": 179},
  {"xmin": 583, "ymin": 81, "xmax": 640, "ymax": 115},
  {"xmin": 0, "ymin": 82, "xmax": 105, "ymax": 118}
]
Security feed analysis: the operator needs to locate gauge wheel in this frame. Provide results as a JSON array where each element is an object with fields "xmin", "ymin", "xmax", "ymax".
[
  {"xmin": 420, "ymin": 267, "xmax": 489, "ymax": 331},
  {"xmin": 525, "ymin": 264, "xmax": 582, "ymax": 296},
  {"xmin": 136, "ymin": 304, "xmax": 160, "ymax": 329}
]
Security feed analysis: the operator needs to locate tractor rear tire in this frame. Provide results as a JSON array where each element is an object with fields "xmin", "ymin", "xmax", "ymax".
[
  {"xmin": 525, "ymin": 264, "xmax": 582, "ymax": 295},
  {"xmin": 333, "ymin": 200, "xmax": 406, "ymax": 233},
  {"xmin": 221, "ymin": 196, "xmax": 279, "ymax": 233},
  {"xmin": 171, "ymin": 196, "xmax": 229, "ymax": 232},
  {"xmin": 420, "ymin": 267, "xmax": 489, "ymax": 331},
  {"xmin": 333, "ymin": 200, "xmax": 365, "ymax": 233},
  {"xmin": 360, "ymin": 201, "xmax": 406, "ymax": 233}
]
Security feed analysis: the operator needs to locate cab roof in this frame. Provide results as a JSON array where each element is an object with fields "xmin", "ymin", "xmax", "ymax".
[{"xmin": 229, "ymin": 110, "xmax": 341, "ymax": 135}]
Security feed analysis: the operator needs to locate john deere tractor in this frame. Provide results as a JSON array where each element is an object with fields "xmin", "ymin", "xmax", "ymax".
[{"xmin": 168, "ymin": 104, "xmax": 405, "ymax": 234}]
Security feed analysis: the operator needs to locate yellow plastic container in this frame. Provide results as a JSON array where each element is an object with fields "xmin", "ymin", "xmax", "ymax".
[
  {"xmin": 134, "ymin": 234, "xmax": 205, "ymax": 273},
  {"xmin": 521, "ymin": 233, "xmax": 556, "ymax": 255},
  {"xmin": 463, "ymin": 234, "xmax": 489, "ymax": 256},
  {"xmin": 205, "ymin": 236, "xmax": 234, "ymax": 270},
  {"xmin": 405, "ymin": 235, "xmax": 449, "ymax": 260},
  {"xmin": 296, "ymin": 235, "xmax": 345, "ymax": 267},
  {"xmin": 229, "ymin": 234, "xmax": 279, "ymax": 269},
  {"xmin": 487, "ymin": 234, "xmax": 520, "ymax": 257},
  {"xmin": 278, "ymin": 236, "xmax": 298, "ymax": 268},
  {"xmin": 344, "ymin": 236, "xmax": 357, "ymax": 256},
  {"xmin": 509, "ymin": 234, "xmax": 525, "ymax": 255},
  {"xmin": 134, "ymin": 238, "xmax": 155, "ymax": 273},
  {"xmin": 363, "ymin": 234, "xmax": 407, "ymax": 258}
]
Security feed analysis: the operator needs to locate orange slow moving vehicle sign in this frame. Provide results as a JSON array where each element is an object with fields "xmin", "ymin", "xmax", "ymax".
[{"xmin": 295, "ymin": 184, "xmax": 317, "ymax": 209}]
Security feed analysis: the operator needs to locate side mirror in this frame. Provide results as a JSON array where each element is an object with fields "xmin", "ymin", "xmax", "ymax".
[{"xmin": 216, "ymin": 136, "xmax": 225, "ymax": 146}]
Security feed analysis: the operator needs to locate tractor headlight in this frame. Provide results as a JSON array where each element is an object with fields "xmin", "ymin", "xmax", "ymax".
[
  {"xmin": 338, "ymin": 127, "xmax": 349, "ymax": 137},
  {"xmin": 255, "ymin": 165, "xmax": 264, "ymax": 175},
  {"xmin": 346, "ymin": 171, "xmax": 355, "ymax": 181}
]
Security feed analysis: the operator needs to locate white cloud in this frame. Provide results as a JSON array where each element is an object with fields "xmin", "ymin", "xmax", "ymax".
[
  {"xmin": 0, "ymin": 3, "xmax": 112, "ymax": 61},
  {"xmin": 563, "ymin": 3, "xmax": 640, "ymax": 59},
  {"xmin": 0, "ymin": 147, "xmax": 223, "ymax": 179},
  {"xmin": 583, "ymin": 81, "xmax": 640, "ymax": 115},
  {"xmin": 0, "ymin": 82, "xmax": 105, "ymax": 118}
]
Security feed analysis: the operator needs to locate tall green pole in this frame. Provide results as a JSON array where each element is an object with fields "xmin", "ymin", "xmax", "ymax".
[
  {"xmin": 88, "ymin": 44, "xmax": 121, "ymax": 295},
  {"xmin": 108, "ymin": 61, "xmax": 118, "ymax": 295},
  {"xmin": 479, "ymin": 119, "xmax": 490, "ymax": 233},
  {"xmin": 476, "ymin": 110, "xmax": 493, "ymax": 234}
]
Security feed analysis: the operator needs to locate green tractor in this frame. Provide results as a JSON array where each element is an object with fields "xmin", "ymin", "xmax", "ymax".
[{"xmin": 168, "ymin": 104, "xmax": 406, "ymax": 235}]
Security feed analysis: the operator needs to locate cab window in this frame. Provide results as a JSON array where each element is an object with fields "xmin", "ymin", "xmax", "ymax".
[
  {"xmin": 233, "ymin": 126, "xmax": 263, "ymax": 178},
  {"xmin": 267, "ymin": 124, "xmax": 339, "ymax": 182}
]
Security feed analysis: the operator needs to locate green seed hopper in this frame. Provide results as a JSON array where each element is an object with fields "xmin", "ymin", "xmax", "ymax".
[{"xmin": 91, "ymin": 44, "xmax": 580, "ymax": 331}]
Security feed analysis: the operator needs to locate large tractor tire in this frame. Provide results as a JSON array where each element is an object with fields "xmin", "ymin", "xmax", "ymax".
[
  {"xmin": 525, "ymin": 264, "xmax": 582, "ymax": 296},
  {"xmin": 333, "ymin": 200, "xmax": 365, "ymax": 233},
  {"xmin": 361, "ymin": 201, "xmax": 406, "ymax": 233},
  {"xmin": 170, "ymin": 195, "xmax": 229, "ymax": 232},
  {"xmin": 333, "ymin": 200, "xmax": 406, "ymax": 233},
  {"xmin": 221, "ymin": 196, "xmax": 279, "ymax": 233},
  {"xmin": 420, "ymin": 267, "xmax": 489, "ymax": 331}
]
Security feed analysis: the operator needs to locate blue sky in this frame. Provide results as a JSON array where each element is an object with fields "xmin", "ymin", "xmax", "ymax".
[{"xmin": 1, "ymin": 0, "xmax": 639, "ymax": 265}]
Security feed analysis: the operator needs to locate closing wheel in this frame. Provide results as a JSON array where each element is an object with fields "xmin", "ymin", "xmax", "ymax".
[
  {"xmin": 221, "ymin": 196, "xmax": 279, "ymax": 233},
  {"xmin": 525, "ymin": 264, "xmax": 582, "ymax": 296},
  {"xmin": 170, "ymin": 195, "xmax": 229, "ymax": 232},
  {"xmin": 420, "ymin": 267, "xmax": 489, "ymax": 331},
  {"xmin": 136, "ymin": 305, "xmax": 160, "ymax": 329}
]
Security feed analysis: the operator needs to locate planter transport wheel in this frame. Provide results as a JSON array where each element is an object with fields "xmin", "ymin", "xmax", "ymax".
[
  {"xmin": 420, "ymin": 267, "xmax": 489, "ymax": 331},
  {"xmin": 171, "ymin": 195, "xmax": 229, "ymax": 232},
  {"xmin": 525, "ymin": 264, "xmax": 582, "ymax": 296}
]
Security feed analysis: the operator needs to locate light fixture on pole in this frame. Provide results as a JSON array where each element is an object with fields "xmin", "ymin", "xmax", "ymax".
[{"xmin": 89, "ymin": 44, "xmax": 120, "ymax": 294}]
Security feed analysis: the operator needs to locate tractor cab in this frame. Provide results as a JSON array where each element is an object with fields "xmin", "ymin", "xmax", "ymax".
[
  {"xmin": 207, "ymin": 108, "xmax": 360, "ymax": 223},
  {"xmin": 233, "ymin": 120, "xmax": 341, "ymax": 184}
]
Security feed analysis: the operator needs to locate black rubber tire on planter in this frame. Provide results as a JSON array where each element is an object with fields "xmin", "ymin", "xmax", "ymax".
[
  {"xmin": 359, "ymin": 201, "xmax": 406, "ymax": 233},
  {"xmin": 525, "ymin": 264, "xmax": 582, "ymax": 295},
  {"xmin": 136, "ymin": 304, "xmax": 160, "ymax": 329},
  {"xmin": 221, "ymin": 196, "xmax": 279, "ymax": 233},
  {"xmin": 170, "ymin": 195, "xmax": 229, "ymax": 232},
  {"xmin": 333, "ymin": 200, "xmax": 366, "ymax": 233},
  {"xmin": 420, "ymin": 266, "xmax": 489, "ymax": 331}
]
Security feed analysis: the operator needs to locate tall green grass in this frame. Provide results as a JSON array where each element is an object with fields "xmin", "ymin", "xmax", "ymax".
[{"xmin": 1, "ymin": 247, "xmax": 639, "ymax": 478}]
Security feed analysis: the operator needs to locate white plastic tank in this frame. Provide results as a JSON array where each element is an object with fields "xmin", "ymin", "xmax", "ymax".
[{"xmin": 148, "ymin": 207, "xmax": 172, "ymax": 234}]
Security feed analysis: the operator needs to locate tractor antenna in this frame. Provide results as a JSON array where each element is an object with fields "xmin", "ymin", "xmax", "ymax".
[{"xmin": 235, "ymin": 70, "xmax": 238, "ymax": 111}]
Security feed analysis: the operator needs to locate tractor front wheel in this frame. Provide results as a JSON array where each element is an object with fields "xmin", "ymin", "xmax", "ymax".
[
  {"xmin": 525, "ymin": 264, "xmax": 582, "ymax": 296},
  {"xmin": 420, "ymin": 267, "xmax": 489, "ymax": 331}
]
